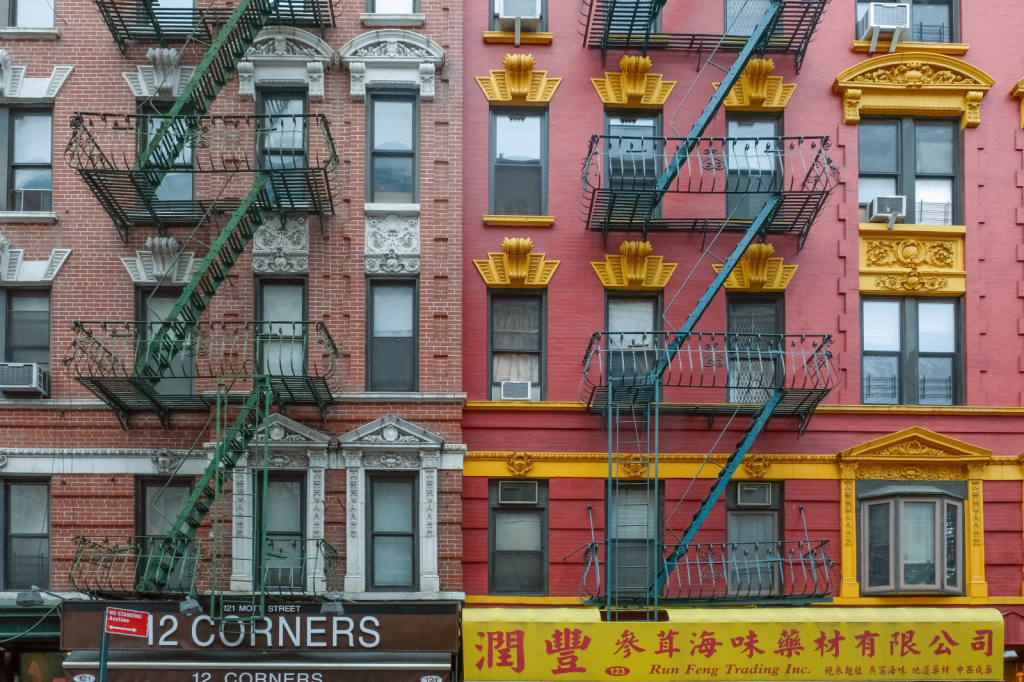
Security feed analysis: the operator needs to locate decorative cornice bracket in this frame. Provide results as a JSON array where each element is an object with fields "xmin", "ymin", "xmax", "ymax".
[
  {"xmin": 0, "ymin": 49, "xmax": 73, "ymax": 99},
  {"xmin": 476, "ymin": 53, "xmax": 561, "ymax": 105},
  {"xmin": 474, "ymin": 238, "xmax": 559, "ymax": 288},
  {"xmin": 711, "ymin": 243, "xmax": 797, "ymax": 292},
  {"xmin": 712, "ymin": 58, "xmax": 795, "ymax": 111},
  {"xmin": 592, "ymin": 240, "xmax": 677, "ymax": 290},
  {"xmin": 592, "ymin": 55, "xmax": 676, "ymax": 108}
]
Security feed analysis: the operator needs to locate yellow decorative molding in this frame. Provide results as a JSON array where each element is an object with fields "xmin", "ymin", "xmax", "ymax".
[
  {"xmin": 473, "ymin": 237, "xmax": 559, "ymax": 288},
  {"xmin": 591, "ymin": 241, "xmax": 677, "ymax": 290},
  {"xmin": 482, "ymin": 215, "xmax": 555, "ymax": 227},
  {"xmin": 482, "ymin": 31, "xmax": 554, "ymax": 45},
  {"xmin": 744, "ymin": 453, "xmax": 771, "ymax": 479},
  {"xmin": 712, "ymin": 58, "xmax": 796, "ymax": 111},
  {"xmin": 711, "ymin": 243, "xmax": 797, "ymax": 292},
  {"xmin": 859, "ymin": 223, "xmax": 965, "ymax": 295},
  {"xmin": 591, "ymin": 55, "xmax": 677, "ymax": 108},
  {"xmin": 832, "ymin": 53, "xmax": 995, "ymax": 128},
  {"xmin": 851, "ymin": 40, "xmax": 969, "ymax": 55},
  {"xmin": 1010, "ymin": 78, "xmax": 1024, "ymax": 129},
  {"xmin": 507, "ymin": 452, "xmax": 533, "ymax": 477},
  {"xmin": 465, "ymin": 400, "xmax": 1024, "ymax": 417},
  {"xmin": 475, "ymin": 53, "xmax": 561, "ymax": 105}
]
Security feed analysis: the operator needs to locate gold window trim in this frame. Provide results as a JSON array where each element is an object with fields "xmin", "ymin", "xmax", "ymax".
[
  {"xmin": 475, "ymin": 54, "xmax": 561, "ymax": 105},
  {"xmin": 859, "ymin": 223, "xmax": 965, "ymax": 296},
  {"xmin": 1010, "ymin": 78, "xmax": 1024, "ymax": 129},
  {"xmin": 591, "ymin": 55, "xmax": 676, "ymax": 109},
  {"xmin": 591, "ymin": 241, "xmax": 677, "ymax": 290},
  {"xmin": 712, "ymin": 58, "xmax": 796, "ymax": 111},
  {"xmin": 474, "ymin": 237, "xmax": 559, "ymax": 288},
  {"xmin": 832, "ymin": 53, "xmax": 994, "ymax": 129},
  {"xmin": 710, "ymin": 243, "xmax": 796, "ymax": 292}
]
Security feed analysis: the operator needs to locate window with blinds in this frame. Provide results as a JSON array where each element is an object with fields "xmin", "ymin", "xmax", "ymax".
[
  {"xmin": 607, "ymin": 484, "xmax": 661, "ymax": 600},
  {"xmin": 4, "ymin": 482, "xmax": 49, "ymax": 590},
  {"xmin": 489, "ymin": 480, "xmax": 547, "ymax": 595},
  {"xmin": 258, "ymin": 280, "xmax": 307, "ymax": 377},
  {"xmin": 726, "ymin": 296, "xmax": 783, "ymax": 404}
]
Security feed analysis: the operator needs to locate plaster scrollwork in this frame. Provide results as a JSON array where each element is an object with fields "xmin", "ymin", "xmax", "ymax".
[
  {"xmin": 507, "ymin": 452, "xmax": 533, "ymax": 477},
  {"xmin": 122, "ymin": 236, "xmax": 197, "ymax": 284},
  {"xmin": 0, "ymin": 49, "xmax": 73, "ymax": 100},
  {"xmin": 362, "ymin": 453, "xmax": 420, "ymax": 469},
  {"xmin": 339, "ymin": 29, "xmax": 445, "ymax": 102},
  {"xmin": 743, "ymin": 453, "xmax": 771, "ymax": 479},
  {"xmin": 0, "ymin": 454, "xmax": 8, "ymax": 471},
  {"xmin": 0, "ymin": 232, "xmax": 71, "ymax": 282},
  {"xmin": 151, "ymin": 449, "xmax": 185, "ymax": 474},
  {"xmin": 237, "ymin": 27, "xmax": 334, "ymax": 102},
  {"xmin": 124, "ymin": 48, "xmax": 194, "ymax": 100},
  {"xmin": 252, "ymin": 214, "xmax": 309, "ymax": 274},
  {"xmin": 860, "ymin": 226, "xmax": 965, "ymax": 295},
  {"xmin": 365, "ymin": 214, "xmax": 420, "ymax": 274}
]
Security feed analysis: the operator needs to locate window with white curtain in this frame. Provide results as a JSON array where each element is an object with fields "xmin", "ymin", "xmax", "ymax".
[
  {"xmin": 368, "ymin": 474, "xmax": 417, "ymax": 590},
  {"xmin": 861, "ymin": 493, "xmax": 963, "ymax": 595},
  {"xmin": 607, "ymin": 294, "xmax": 659, "ymax": 385},
  {"xmin": 4, "ymin": 481, "xmax": 49, "ymax": 590},
  {"xmin": 489, "ymin": 293, "xmax": 543, "ymax": 400},
  {"xmin": 259, "ymin": 280, "xmax": 307, "ymax": 377}
]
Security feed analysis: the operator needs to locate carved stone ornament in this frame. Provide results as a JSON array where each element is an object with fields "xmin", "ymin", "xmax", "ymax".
[
  {"xmin": 121, "ymin": 236, "xmax": 197, "ymax": 284},
  {"xmin": 859, "ymin": 225, "xmax": 964, "ymax": 295},
  {"xmin": 592, "ymin": 55, "xmax": 676, "ymax": 109},
  {"xmin": 339, "ymin": 29, "xmax": 445, "ymax": 102},
  {"xmin": 713, "ymin": 58, "xmax": 796, "ymax": 111},
  {"xmin": 246, "ymin": 413, "xmax": 332, "ymax": 458},
  {"xmin": 744, "ymin": 453, "xmax": 771, "ymax": 479},
  {"xmin": 832, "ymin": 53, "xmax": 994, "ymax": 128},
  {"xmin": 507, "ymin": 452, "xmax": 533, "ymax": 477},
  {"xmin": 476, "ymin": 53, "xmax": 561, "ymax": 105},
  {"xmin": 362, "ymin": 453, "xmax": 420, "ymax": 468},
  {"xmin": 0, "ymin": 49, "xmax": 73, "ymax": 100},
  {"xmin": 253, "ymin": 214, "xmax": 309, "ymax": 274},
  {"xmin": 593, "ymin": 240, "xmax": 677, "ymax": 290},
  {"xmin": 0, "ymin": 233, "xmax": 71, "ymax": 282},
  {"xmin": 839, "ymin": 426, "xmax": 991, "ymax": 482},
  {"xmin": 712, "ymin": 243, "xmax": 797, "ymax": 292},
  {"xmin": 237, "ymin": 27, "xmax": 334, "ymax": 102},
  {"xmin": 618, "ymin": 452, "xmax": 648, "ymax": 479},
  {"xmin": 124, "ymin": 48, "xmax": 195, "ymax": 100},
  {"xmin": 151, "ymin": 449, "xmax": 185, "ymax": 474},
  {"xmin": 474, "ymin": 238, "xmax": 560, "ymax": 288},
  {"xmin": 365, "ymin": 214, "xmax": 419, "ymax": 274}
]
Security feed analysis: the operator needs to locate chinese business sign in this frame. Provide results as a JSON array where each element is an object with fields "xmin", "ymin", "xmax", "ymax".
[{"xmin": 465, "ymin": 608, "xmax": 1004, "ymax": 682}]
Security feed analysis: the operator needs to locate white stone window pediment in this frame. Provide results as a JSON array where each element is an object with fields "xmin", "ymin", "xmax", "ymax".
[
  {"xmin": 238, "ymin": 26, "xmax": 335, "ymax": 102},
  {"xmin": 123, "ymin": 48, "xmax": 195, "ymax": 101},
  {"xmin": 120, "ymin": 236, "xmax": 197, "ymax": 285},
  {"xmin": 0, "ymin": 49, "xmax": 73, "ymax": 99},
  {"xmin": 252, "ymin": 214, "xmax": 310, "ymax": 275},
  {"xmin": 0, "ymin": 233, "xmax": 70, "ymax": 283},
  {"xmin": 338, "ymin": 29, "xmax": 445, "ymax": 101}
]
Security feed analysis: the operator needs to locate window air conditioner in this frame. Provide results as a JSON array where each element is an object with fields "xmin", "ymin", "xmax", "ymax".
[
  {"xmin": 497, "ymin": 0, "xmax": 541, "ymax": 43},
  {"xmin": 500, "ymin": 380, "xmax": 531, "ymax": 401},
  {"xmin": 867, "ymin": 195, "xmax": 907, "ymax": 230},
  {"xmin": 857, "ymin": 3, "xmax": 910, "ymax": 53},
  {"xmin": 737, "ymin": 482, "xmax": 771, "ymax": 507},
  {"xmin": 499, "ymin": 480, "xmax": 539, "ymax": 504},
  {"xmin": 0, "ymin": 363, "xmax": 50, "ymax": 398}
]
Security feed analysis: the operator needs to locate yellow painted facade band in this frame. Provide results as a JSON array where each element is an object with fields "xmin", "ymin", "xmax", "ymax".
[{"xmin": 464, "ymin": 608, "xmax": 1004, "ymax": 682}]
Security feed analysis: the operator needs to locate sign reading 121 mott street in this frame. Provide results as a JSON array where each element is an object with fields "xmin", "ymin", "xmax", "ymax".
[
  {"xmin": 105, "ymin": 607, "xmax": 152, "ymax": 638},
  {"xmin": 465, "ymin": 608, "xmax": 1004, "ymax": 682}
]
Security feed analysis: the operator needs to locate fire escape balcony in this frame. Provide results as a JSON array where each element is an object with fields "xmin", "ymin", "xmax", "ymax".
[
  {"xmin": 578, "ymin": 0, "xmax": 830, "ymax": 70},
  {"xmin": 65, "ymin": 113, "xmax": 340, "ymax": 240},
  {"xmin": 69, "ymin": 535, "xmax": 341, "ymax": 600},
  {"xmin": 580, "ymin": 134, "xmax": 839, "ymax": 248},
  {"xmin": 576, "ymin": 539, "xmax": 839, "ymax": 606},
  {"xmin": 580, "ymin": 332, "xmax": 840, "ymax": 431},
  {"xmin": 63, "ymin": 320, "xmax": 342, "ymax": 426},
  {"xmin": 94, "ymin": 0, "xmax": 337, "ymax": 54}
]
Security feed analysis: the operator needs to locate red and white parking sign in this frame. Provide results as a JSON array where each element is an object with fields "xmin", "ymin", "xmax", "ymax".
[{"xmin": 104, "ymin": 607, "xmax": 151, "ymax": 638}]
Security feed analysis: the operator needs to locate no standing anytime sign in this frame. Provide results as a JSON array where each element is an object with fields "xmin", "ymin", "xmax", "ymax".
[{"xmin": 105, "ymin": 607, "xmax": 152, "ymax": 638}]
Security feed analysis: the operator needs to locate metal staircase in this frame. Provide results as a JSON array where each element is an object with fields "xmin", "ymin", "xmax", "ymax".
[{"xmin": 575, "ymin": 0, "xmax": 840, "ymax": 617}]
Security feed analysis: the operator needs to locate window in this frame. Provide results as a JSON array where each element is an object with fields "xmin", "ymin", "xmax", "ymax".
[
  {"xmin": 368, "ymin": 473, "xmax": 417, "ymax": 590},
  {"xmin": 138, "ymin": 291, "xmax": 194, "ymax": 395},
  {"xmin": 491, "ymin": 108, "xmax": 546, "ymax": 216},
  {"xmin": 489, "ymin": 480, "xmax": 548, "ymax": 595},
  {"xmin": 368, "ymin": 280, "xmax": 417, "ymax": 391},
  {"xmin": 3, "ymin": 481, "xmax": 49, "ymax": 590},
  {"xmin": 490, "ymin": 0, "xmax": 547, "ymax": 32},
  {"xmin": 726, "ymin": 115, "xmax": 781, "ymax": 221},
  {"xmin": 10, "ymin": 0, "xmax": 54, "ymax": 27},
  {"xmin": 856, "ymin": 1, "xmax": 956, "ymax": 43},
  {"xmin": 3, "ymin": 110, "xmax": 53, "ymax": 212},
  {"xmin": 725, "ymin": 0, "xmax": 771, "ymax": 35},
  {"xmin": 0, "ymin": 290, "xmax": 50, "ymax": 370},
  {"xmin": 373, "ymin": 0, "xmax": 415, "ymax": 11},
  {"xmin": 606, "ymin": 113, "xmax": 660, "ymax": 201},
  {"xmin": 861, "ymin": 493, "xmax": 962, "ymax": 594},
  {"xmin": 138, "ymin": 106, "xmax": 193, "ymax": 202},
  {"xmin": 489, "ymin": 292, "xmax": 544, "ymax": 400},
  {"xmin": 258, "ymin": 280, "xmax": 307, "ymax": 376},
  {"xmin": 369, "ymin": 95, "xmax": 417, "ymax": 203},
  {"xmin": 137, "ymin": 478, "xmax": 193, "ymax": 591},
  {"xmin": 858, "ymin": 118, "xmax": 959, "ymax": 225},
  {"xmin": 607, "ymin": 483, "xmax": 661, "ymax": 600},
  {"xmin": 256, "ymin": 474, "xmax": 305, "ymax": 590},
  {"xmin": 607, "ymin": 293, "xmax": 659, "ymax": 385},
  {"xmin": 726, "ymin": 295, "xmax": 783, "ymax": 403},
  {"xmin": 726, "ymin": 481, "xmax": 780, "ymax": 595},
  {"xmin": 861, "ymin": 297, "xmax": 960, "ymax": 405}
]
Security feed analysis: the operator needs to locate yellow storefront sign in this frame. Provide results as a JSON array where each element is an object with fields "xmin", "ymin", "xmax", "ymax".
[{"xmin": 464, "ymin": 608, "xmax": 1003, "ymax": 682}]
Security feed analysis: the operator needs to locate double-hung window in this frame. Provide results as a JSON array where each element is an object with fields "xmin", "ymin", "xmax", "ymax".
[
  {"xmin": 260, "ymin": 92, "xmax": 308, "ymax": 204},
  {"xmin": 491, "ymin": 108, "xmax": 546, "ymax": 216},
  {"xmin": 256, "ymin": 474, "xmax": 305, "ymax": 590},
  {"xmin": 861, "ymin": 489, "xmax": 963, "ymax": 594},
  {"xmin": 490, "ymin": 0, "xmax": 546, "ymax": 32},
  {"xmin": 372, "ymin": 0, "xmax": 415, "ymax": 12},
  {"xmin": 2, "ymin": 480, "xmax": 49, "ymax": 590},
  {"xmin": 138, "ymin": 106, "xmax": 193, "ymax": 202},
  {"xmin": 861, "ymin": 297, "xmax": 960, "ymax": 405},
  {"xmin": 368, "ymin": 280, "xmax": 417, "ymax": 391},
  {"xmin": 368, "ymin": 473, "xmax": 417, "ymax": 590},
  {"xmin": 8, "ymin": 0, "xmax": 54, "ymax": 27},
  {"xmin": 137, "ymin": 478, "xmax": 193, "ymax": 591},
  {"xmin": 2, "ymin": 110, "xmax": 53, "ymax": 212},
  {"xmin": 0, "ymin": 289, "xmax": 50, "ymax": 372},
  {"xmin": 859, "ymin": 118, "xmax": 959, "ymax": 225},
  {"xmin": 607, "ymin": 483, "xmax": 662, "ymax": 600},
  {"xmin": 726, "ymin": 115, "xmax": 781, "ymax": 221},
  {"xmin": 726, "ymin": 481, "xmax": 781, "ymax": 596},
  {"xmin": 138, "ymin": 290, "xmax": 195, "ymax": 395},
  {"xmin": 369, "ymin": 95, "xmax": 417, "ymax": 203},
  {"xmin": 606, "ymin": 114, "xmax": 660, "ymax": 210},
  {"xmin": 489, "ymin": 480, "xmax": 548, "ymax": 595},
  {"xmin": 726, "ymin": 295, "xmax": 783, "ymax": 403},
  {"xmin": 856, "ymin": 1, "xmax": 956, "ymax": 43},
  {"xmin": 258, "ymin": 280, "xmax": 307, "ymax": 377},
  {"xmin": 489, "ymin": 292, "xmax": 544, "ymax": 401},
  {"xmin": 607, "ymin": 293, "xmax": 659, "ymax": 385}
]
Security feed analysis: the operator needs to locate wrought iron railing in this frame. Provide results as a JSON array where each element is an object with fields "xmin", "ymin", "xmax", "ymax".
[
  {"xmin": 69, "ymin": 535, "xmax": 341, "ymax": 599},
  {"xmin": 576, "ymin": 539, "xmax": 838, "ymax": 604}
]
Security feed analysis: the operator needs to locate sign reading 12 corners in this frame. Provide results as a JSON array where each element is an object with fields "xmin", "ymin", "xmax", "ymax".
[{"xmin": 464, "ymin": 608, "xmax": 1004, "ymax": 682}]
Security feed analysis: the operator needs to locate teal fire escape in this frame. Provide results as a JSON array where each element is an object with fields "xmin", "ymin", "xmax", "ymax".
[
  {"xmin": 575, "ymin": 0, "xmax": 841, "ymax": 617},
  {"xmin": 64, "ymin": 0, "xmax": 342, "ymax": 617}
]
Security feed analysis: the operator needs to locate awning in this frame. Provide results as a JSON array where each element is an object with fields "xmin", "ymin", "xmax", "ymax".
[
  {"xmin": 63, "ymin": 651, "xmax": 453, "ymax": 682},
  {"xmin": 465, "ymin": 607, "xmax": 1004, "ymax": 682},
  {"xmin": 0, "ymin": 600, "xmax": 61, "ymax": 644}
]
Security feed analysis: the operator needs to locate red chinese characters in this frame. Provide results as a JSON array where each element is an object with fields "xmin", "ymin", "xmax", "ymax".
[
  {"xmin": 774, "ymin": 630, "xmax": 805, "ymax": 658},
  {"xmin": 545, "ymin": 628, "xmax": 592, "ymax": 675},
  {"xmin": 690, "ymin": 631, "xmax": 724, "ymax": 659},
  {"xmin": 854, "ymin": 630, "xmax": 880, "ymax": 658},
  {"xmin": 972, "ymin": 630, "xmax": 994, "ymax": 657},
  {"xmin": 614, "ymin": 630, "xmax": 645, "ymax": 658},
  {"xmin": 731, "ymin": 630, "xmax": 765, "ymax": 659},
  {"xmin": 814, "ymin": 630, "xmax": 846, "ymax": 658},
  {"xmin": 475, "ymin": 630, "xmax": 526, "ymax": 673},
  {"xmin": 890, "ymin": 631, "xmax": 921, "ymax": 657},
  {"xmin": 930, "ymin": 631, "xmax": 960, "ymax": 655},
  {"xmin": 655, "ymin": 630, "xmax": 681, "ymax": 658}
]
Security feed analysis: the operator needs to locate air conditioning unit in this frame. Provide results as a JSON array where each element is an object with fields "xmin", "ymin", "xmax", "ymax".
[
  {"xmin": 0, "ymin": 363, "xmax": 50, "ymax": 397},
  {"xmin": 499, "ymin": 480, "xmax": 538, "ymax": 504},
  {"xmin": 500, "ymin": 381, "xmax": 531, "ymax": 401},
  {"xmin": 497, "ymin": 0, "xmax": 541, "ymax": 41},
  {"xmin": 857, "ymin": 3, "xmax": 910, "ymax": 53},
  {"xmin": 737, "ymin": 482, "xmax": 771, "ymax": 506},
  {"xmin": 867, "ymin": 195, "xmax": 907, "ymax": 229}
]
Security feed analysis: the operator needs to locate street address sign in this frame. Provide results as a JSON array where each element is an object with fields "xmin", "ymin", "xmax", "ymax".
[{"xmin": 104, "ymin": 608, "xmax": 150, "ymax": 638}]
